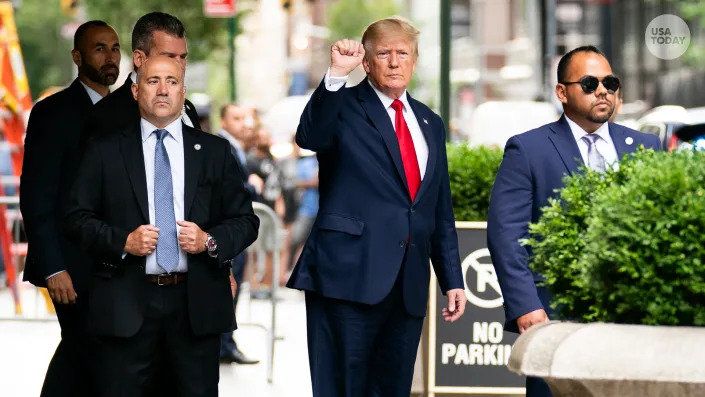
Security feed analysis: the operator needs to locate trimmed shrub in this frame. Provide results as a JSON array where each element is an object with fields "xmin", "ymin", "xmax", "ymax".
[
  {"xmin": 447, "ymin": 144, "xmax": 503, "ymax": 222},
  {"xmin": 527, "ymin": 149, "xmax": 705, "ymax": 326}
]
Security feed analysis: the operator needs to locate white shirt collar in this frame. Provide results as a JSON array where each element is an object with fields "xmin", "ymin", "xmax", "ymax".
[
  {"xmin": 564, "ymin": 114, "xmax": 610, "ymax": 143},
  {"xmin": 141, "ymin": 117, "xmax": 183, "ymax": 143},
  {"xmin": 217, "ymin": 129, "xmax": 243, "ymax": 150},
  {"xmin": 129, "ymin": 71, "xmax": 137, "ymax": 84},
  {"xmin": 367, "ymin": 79, "xmax": 411, "ymax": 112},
  {"xmin": 79, "ymin": 80, "xmax": 104, "ymax": 105}
]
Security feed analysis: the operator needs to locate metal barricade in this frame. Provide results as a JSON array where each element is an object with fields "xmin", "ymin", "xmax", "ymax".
[{"xmin": 237, "ymin": 202, "xmax": 286, "ymax": 383}]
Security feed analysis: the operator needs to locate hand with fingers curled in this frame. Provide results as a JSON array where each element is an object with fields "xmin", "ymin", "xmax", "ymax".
[
  {"xmin": 517, "ymin": 309, "xmax": 549, "ymax": 334},
  {"xmin": 330, "ymin": 38, "xmax": 365, "ymax": 77},
  {"xmin": 442, "ymin": 288, "xmax": 467, "ymax": 323},
  {"xmin": 124, "ymin": 224, "xmax": 159, "ymax": 256},
  {"xmin": 46, "ymin": 271, "xmax": 77, "ymax": 305},
  {"xmin": 177, "ymin": 221, "xmax": 207, "ymax": 254}
]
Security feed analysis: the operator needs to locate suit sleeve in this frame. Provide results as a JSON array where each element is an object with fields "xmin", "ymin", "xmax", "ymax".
[
  {"xmin": 19, "ymin": 102, "xmax": 68, "ymax": 279},
  {"xmin": 206, "ymin": 140, "xmax": 260, "ymax": 264},
  {"xmin": 429, "ymin": 118, "xmax": 464, "ymax": 293},
  {"xmin": 295, "ymin": 78, "xmax": 346, "ymax": 152},
  {"xmin": 487, "ymin": 136, "xmax": 544, "ymax": 329},
  {"xmin": 64, "ymin": 139, "xmax": 130, "ymax": 261}
]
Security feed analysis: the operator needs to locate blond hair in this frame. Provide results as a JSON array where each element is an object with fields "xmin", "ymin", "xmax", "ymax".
[{"xmin": 361, "ymin": 16, "xmax": 420, "ymax": 60}]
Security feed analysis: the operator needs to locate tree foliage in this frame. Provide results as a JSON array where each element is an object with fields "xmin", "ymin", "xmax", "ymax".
[
  {"xmin": 84, "ymin": 0, "xmax": 233, "ymax": 61},
  {"xmin": 327, "ymin": 0, "xmax": 399, "ymax": 40},
  {"xmin": 15, "ymin": 0, "xmax": 74, "ymax": 98}
]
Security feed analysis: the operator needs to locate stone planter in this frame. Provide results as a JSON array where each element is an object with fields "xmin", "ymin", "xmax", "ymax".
[{"xmin": 508, "ymin": 321, "xmax": 705, "ymax": 396}]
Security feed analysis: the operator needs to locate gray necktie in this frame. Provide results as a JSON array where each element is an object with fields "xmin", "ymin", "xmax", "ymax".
[
  {"xmin": 154, "ymin": 129, "xmax": 179, "ymax": 273},
  {"xmin": 581, "ymin": 133, "xmax": 606, "ymax": 173}
]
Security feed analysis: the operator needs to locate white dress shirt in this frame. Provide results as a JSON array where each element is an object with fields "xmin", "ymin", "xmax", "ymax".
[
  {"xmin": 323, "ymin": 69, "xmax": 429, "ymax": 179},
  {"xmin": 565, "ymin": 115, "xmax": 619, "ymax": 170},
  {"xmin": 141, "ymin": 117, "xmax": 188, "ymax": 274},
  {"xmin": 130, "ymin": 71, "xmax": 194, "ymax": 127},
  {"xmin": 79, "ymin": 81, "xmax": 104, "ymax": 105}
]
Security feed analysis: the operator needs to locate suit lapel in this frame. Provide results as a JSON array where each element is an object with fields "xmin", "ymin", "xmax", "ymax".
[
  {"xmin": 609, "ymin": 123, "xmax": 631, "ymax": 158},
  {"xmin": 68, "ymin": 78, "xmax": 94, "ymax": 111},
  {"xmin": 119, "ymin": 120, "xmax": 149, "ymax": 222},
  {"xmin": 548, "ymin": 115, "xmax": 583, "ymax": 174},
  {"xmin": 407, "ymin": 95, "xmax": 437, "ymax": 205},
  {"xmin": 357, "ymin": 79, "xmax": 409, "ymax": 193},
  {"xmin": 183, "ymin": 125, "xmax": 203, "ymax": 218}
]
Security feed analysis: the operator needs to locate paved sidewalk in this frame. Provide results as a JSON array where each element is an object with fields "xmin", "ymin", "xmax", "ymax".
[{"xmin": 0, "ymin": 281, "xmax": 312, "ymax": 396}]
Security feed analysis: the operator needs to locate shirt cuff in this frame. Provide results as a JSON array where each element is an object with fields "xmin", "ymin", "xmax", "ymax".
[
  {"xmin": 121, "ymin": 252, "xmax": 127, "ymax": 259},
  {"xmin": 45, "ymin": 270, "xmax": 66, "ymax": 280},
  {"xmin": 324, "ymin": 67, "xmax": 348, "ymax": 91}
]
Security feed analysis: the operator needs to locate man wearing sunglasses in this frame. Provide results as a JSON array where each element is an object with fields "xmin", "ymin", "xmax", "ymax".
[{"xmin": 487, "ymin": 45, "xmax": 661, "ymax": 397}]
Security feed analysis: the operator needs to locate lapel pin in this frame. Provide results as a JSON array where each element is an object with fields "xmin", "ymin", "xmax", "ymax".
[
  {"xmin": 423, "ymin": 118, "xmax": 428, "ymax": 125},
  {"xmin": 625, "ymin": 137, "xmax": 634, "ymax": 145},
  {"xmin": 194, "ymin": 144, "xmax": 201, "ymax": 151}
]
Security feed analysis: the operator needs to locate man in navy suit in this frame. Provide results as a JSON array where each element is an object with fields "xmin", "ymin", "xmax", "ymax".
[
  {"xmin": 487, "ymin": 46, "xmax": 662, "ymax": 397},
  {"xmin": 287, "ymin": 17, "xmax": 467, "ymax": 397}
]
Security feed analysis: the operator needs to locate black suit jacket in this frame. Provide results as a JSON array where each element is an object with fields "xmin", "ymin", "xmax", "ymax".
[
  {"xmin": 88, "ymin": 76, "xmax": 200, "ymax": 136},
  {"xmin": 20, "ymin": 79, "xmax": 94, "ymax": 292},
  {"xmin": 65, "ymin": 119, "xmax": 259, "ymax": 337}
]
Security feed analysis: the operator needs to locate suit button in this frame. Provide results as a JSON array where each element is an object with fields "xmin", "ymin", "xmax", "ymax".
[{"xmin": 399, "ymin": 241, "xmax": 406, "ymax": 247}]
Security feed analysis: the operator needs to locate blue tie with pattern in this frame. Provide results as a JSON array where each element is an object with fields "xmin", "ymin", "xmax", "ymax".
[{"xmin": 154, "ymin": 129, "xmax": 179, "ymax": 273}]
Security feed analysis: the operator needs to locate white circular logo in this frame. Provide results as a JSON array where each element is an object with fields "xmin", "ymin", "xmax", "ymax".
[
  {"xmin": 645, "ymin": 14, "xmax": 690, "ymax": 60},
  {"xmin": 461, "ymin": 248, "xmax": 504, "ymax": 309}
]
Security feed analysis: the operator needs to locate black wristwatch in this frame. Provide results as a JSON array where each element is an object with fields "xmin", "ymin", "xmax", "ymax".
[{"xmin": 205, "ymin": 233, "xmax": 218, "ymax": 258}]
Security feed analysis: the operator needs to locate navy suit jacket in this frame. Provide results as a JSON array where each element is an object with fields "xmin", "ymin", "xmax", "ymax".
[
  {"xmin": 487, "ymin": 115, "xmax": 662, "ymax": 332},
  {"xmin": 286, "ymin": 78, "xmax": 464, "ymax": 317}
]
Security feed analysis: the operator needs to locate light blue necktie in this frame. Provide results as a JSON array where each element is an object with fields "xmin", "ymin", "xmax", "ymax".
[
  {"xmin": 154, "ymin": 129, "xmax": 179, "ymax": 273},
  {"xmin": 581, "ymin": 133, "xmax": 607, "ymax": 173}
]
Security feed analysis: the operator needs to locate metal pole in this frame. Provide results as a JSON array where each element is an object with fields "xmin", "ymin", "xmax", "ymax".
[
  {"xmin": 544, "ymin": 0, "xmax": 557, "ymax": 102},
  {"xmin": 229, "ymin": 16, "xmax": 237, "ymax": 102},
  {"xmin": 440, "ymin": 0, "xmax": 451, "ymax": 139}
]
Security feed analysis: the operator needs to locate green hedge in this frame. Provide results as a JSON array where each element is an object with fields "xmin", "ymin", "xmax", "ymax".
[
  {"xmin": 526, "ymin": 149, "xmax": 705, "ymax": 326},
  {"xmin": 447, "ymin": 144, "xmax": 503, "ymax": 222}
]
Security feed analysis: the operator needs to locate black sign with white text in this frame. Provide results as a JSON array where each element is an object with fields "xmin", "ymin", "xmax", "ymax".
[{"xmin": 428, "ymin": 224, "xmax": 525, "ymax": 394}]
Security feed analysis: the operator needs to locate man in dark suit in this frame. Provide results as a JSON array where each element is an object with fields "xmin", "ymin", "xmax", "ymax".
[
  {"xmin": 89, "ymin": 12, "xmax": 199, "ymax": 135},
  {"xmin": 216, "ymin": 103, "xmax": 260, "ymax": 365},
  {"xmin": 286, "ymin": 17, "xmax": 467, "ymax": 396},
  {"xmin": 487, "ymin": 46, "xmax": 662, "ymax": 397},
  {"xmin": 65, "ymin": 56, "xmax": 259, "ymax": 396},
  {"xmin": 20, "ymin": 20, "xmax": 120, "ymax": 397}
]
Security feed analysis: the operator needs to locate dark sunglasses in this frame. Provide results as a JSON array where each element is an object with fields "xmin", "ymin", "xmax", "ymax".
[{"xmin": 561, "ymin": 75, "xmax": 620, "ymax": 94}]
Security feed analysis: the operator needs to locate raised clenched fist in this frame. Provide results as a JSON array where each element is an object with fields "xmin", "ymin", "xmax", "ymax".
[{"xmin": 330, "ymin": 39, "xmax": 365, "ymax": 77}]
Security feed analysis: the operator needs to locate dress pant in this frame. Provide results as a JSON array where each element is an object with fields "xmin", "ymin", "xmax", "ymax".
[
  {"xmin": 220, "ymin": 252, "xmax": 245, "ymax": 356},
  {"xmin": 94, "ymin": 282, "xmax": 220, "ymax": 397},
  {"xmin": 305, "ymin": 268, "xmax": 424, "ymax": 397},
  {"xmin": 526, "ymin": 285, "xmax": 554, "ymax": 397},
  {"xmin": 40, "ymin": 294, "xmax": 96, "ymax": 397}
]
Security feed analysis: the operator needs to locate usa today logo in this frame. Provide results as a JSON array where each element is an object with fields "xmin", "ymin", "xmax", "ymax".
[{"xmin": 645, "ymin": 14, "xmax": 690, "ymax": 60}]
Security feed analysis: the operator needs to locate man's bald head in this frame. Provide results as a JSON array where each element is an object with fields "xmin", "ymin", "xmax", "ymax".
[
  {"xmin": 135, "ymin": 56, "xmax": 185, "ymax": 83},
  {"xmin": 132, "ymin": 56, "xmax": 186, "ymax": 128}
]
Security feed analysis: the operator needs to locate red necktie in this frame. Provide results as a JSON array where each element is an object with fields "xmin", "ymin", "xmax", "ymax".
[{"xmin": 391, "ymin": 99, "xmax": 421, "ymax": 201}]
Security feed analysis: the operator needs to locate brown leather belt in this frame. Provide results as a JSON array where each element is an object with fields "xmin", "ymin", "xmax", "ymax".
[{"xmin": 145, "ymin": 273, "xmax": 187, "ymax": 286}]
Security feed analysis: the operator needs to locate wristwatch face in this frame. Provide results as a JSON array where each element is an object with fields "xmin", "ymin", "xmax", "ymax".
[{"xmin": 206, "ymin": 236, "xmax": 217, "ymax": 251}]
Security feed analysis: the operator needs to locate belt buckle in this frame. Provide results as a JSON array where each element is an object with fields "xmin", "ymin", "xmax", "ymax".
[{"xmin": 156, "ymin": 274, "xmax": 173, "ymax": 286}]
